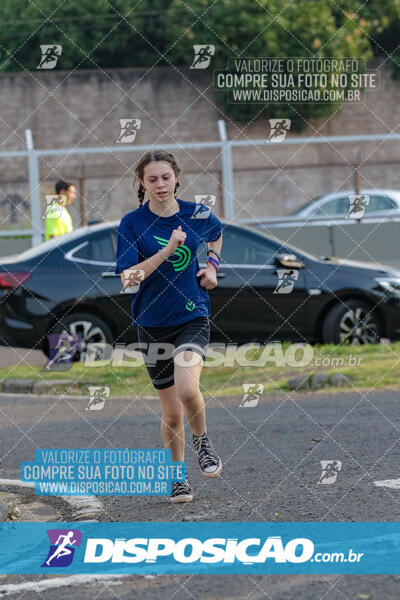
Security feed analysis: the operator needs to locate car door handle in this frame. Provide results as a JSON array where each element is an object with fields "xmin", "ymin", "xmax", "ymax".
[
  {"xmin": 216, "ymin": 272, "xmax": 226, "ymax": 278},
  {"xmin": 101, "ymin": 272, "xmax": 119, "ymax": 277}
]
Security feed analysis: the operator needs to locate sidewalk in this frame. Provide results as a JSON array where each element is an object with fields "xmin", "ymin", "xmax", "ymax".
[{"xmin": 0, "ymin": 347, "xmax": 46, "ymax": 368}]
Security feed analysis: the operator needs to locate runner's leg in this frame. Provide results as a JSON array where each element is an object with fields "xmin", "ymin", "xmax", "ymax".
[
  {"xmin": 157, "ymin": 384, "xmax": 185, "ymax": 461},
  {"xmin": 175, "ymin": 350, "xmax": 222, "ymax": 477},
  {"xmin": 174, "ymin": 351, "xmax": 206, "ymax": 436}
]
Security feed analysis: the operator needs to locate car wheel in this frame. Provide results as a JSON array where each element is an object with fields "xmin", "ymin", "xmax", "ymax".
[
  {"xmin": 44, "ymin": 312, "xmax": 114, "ymax": 361},
  {"xmin": 322, "ymin": 300, "xmax": 382, "ymax": 345}
]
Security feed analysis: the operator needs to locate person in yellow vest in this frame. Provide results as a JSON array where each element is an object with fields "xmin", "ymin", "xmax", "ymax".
[{"xmin": 45, "ymin": 179, "xmax": 77, "ymax": 241}]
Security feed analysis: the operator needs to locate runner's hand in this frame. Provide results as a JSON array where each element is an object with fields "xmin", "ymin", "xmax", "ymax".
[
  {"xmin": 196, "ymin": 265, "xmax": 217, "ymax": 290},
  {"xmin": 166, "ymin": 225, "xmax": 186, "ymax": 255}
]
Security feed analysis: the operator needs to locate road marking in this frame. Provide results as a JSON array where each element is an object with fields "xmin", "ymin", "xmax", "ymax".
[
  {"xmin": 374, "ymin": 478, "xmax": 400, "ymax": 489},
  {"xmin": 0, "ymin": 479, "xmax": 103, "ymax": 521},
  {"xmin": 0, "ymin": 574, "xmax": 129, "ymax": 596}
]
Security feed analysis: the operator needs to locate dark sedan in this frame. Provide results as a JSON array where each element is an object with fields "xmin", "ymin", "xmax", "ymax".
[{"xmin": 1, "ymin": 221, "xmax": 400, "ymax": 358}]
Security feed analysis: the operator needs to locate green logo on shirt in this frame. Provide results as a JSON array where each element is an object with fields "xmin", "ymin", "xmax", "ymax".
[
  {"xmin": 153, "ymin": 235, "xmax": 191, "ymax": 271},
  {"xmin": 186, "ymin": 300, "xmax": 196, "ymax": 311}
]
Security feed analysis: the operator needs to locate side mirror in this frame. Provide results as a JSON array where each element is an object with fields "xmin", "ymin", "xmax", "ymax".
[{"xmin": 275, "ymin": 253, "xmax": 304, "ymax": 269}]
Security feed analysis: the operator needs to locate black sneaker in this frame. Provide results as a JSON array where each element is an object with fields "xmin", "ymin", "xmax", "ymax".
[
  {"xmin": 170, "ymin": 480, "xmax": 193, "ymax": 503},
  {"xmin": 193, "ymin": 432, "xmax": 222, "ymax": 478}
]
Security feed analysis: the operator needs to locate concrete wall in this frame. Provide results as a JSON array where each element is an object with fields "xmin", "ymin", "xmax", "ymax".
[{"xmin": 0, "ymin": 59, "xmax": 399, "ymax": 229}]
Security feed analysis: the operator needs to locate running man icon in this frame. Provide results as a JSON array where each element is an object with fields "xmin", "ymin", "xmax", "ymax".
[
  {"xmin": 43, "ymin": 530, "xmax": 81, "ymax": 567},
  {"xmin": 347, "ymin": 194, "xmax": 369, "ymax": 218},
  {"xmin": 46, "ymin": 532, "xmax": 76, "ymax": 565},
  {"xmin": 268, "ymin": 119, "xmax": 291, "ymax": 142},
  {"xmin": 42, "ymin": 332, "xmax": 81, "ymax": 371},
  {"xmin": 274, "ymin": 269, "xmax": 299, "ymax": 294},
  {"xmin": 37, "ymin": 45, "xmax": 62, "ymax": 69},
  {"xmin": 318, "ymin": 460, "xmax": 342, "ymax": 484},
  {"xmin": 117, "ymin": 119, "xmax": 141, "ymax": 143},
  {"xmin": 190, "ymin": 45, "xmax": 215, "ymax": 69}
]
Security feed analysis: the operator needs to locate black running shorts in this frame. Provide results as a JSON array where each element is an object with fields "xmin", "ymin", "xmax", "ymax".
[{"xmin": 137, "ymin": 317, "xmax": 210, "ymax": 390}]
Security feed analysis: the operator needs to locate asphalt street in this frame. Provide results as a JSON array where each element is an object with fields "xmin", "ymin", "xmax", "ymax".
[{"xmin": 0, "ymin": 388, "xmax": 400, "ymax": 597}]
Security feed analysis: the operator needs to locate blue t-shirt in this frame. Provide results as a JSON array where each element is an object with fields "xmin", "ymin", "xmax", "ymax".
[{"xmin": 115, "ymin": 198, "xmax": 222, "ymax": 327}]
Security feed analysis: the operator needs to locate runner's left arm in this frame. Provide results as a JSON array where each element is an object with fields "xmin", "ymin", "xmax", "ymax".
[
  {"xmin": 197, "ymin": 232, "xmax": 223, "ymax": 290},
  {"xmin": 207, "ymin": 232, "xmax": 222, "ymax": 261}
]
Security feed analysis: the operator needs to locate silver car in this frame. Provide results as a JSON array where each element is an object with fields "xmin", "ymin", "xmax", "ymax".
[{"xmin": 292, "ymin": 189, "xmax": 400, "ymax": 219}]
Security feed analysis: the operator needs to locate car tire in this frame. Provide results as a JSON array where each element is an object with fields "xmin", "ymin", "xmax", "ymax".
[
  {"xmin": 322, "ymin": 299, "xmax": 383, "ymax": 345},
  {"xmin": 44, "ymin": 312, "xmax": 114, "ymax": 361}
]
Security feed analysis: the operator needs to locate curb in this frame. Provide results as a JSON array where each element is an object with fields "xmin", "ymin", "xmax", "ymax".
[
  {"xmin": 0, "ymin": 390, "xmax": 159, "ymax": 402},
  {"xmin": 2, "ymin": 378, "xmax": 74, "ymax": 394},
  {"xmin": 0, "ymin": 496, "xmax": 10, "ymax": 521},
  {"xmin": 0, "ymin": 379, "xmax": 159, "ymax": 401},
  {"xmin": 0, "ymin": 574, "xmax": 130, "ymax": 597},
  {"xmin": 0, "ymin": 479, "xmax": 104, "ymax": 522},
  {"xmin": 286, "ymin": 372, "xmax": 353, "ymax": 391}
]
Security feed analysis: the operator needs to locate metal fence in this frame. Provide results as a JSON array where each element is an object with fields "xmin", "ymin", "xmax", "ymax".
[
  {"xmin": 0, "ymin": 122, "xmax": 234, "ymax": 248},
  {"xmin": 1, "ymin": 127, "xmax": 400, "ymax": 262}
]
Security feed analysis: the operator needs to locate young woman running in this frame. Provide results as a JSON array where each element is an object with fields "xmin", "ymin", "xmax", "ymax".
[{"xmin": 115, "ymin": 150, "xmax": 223, "ymax": 503}]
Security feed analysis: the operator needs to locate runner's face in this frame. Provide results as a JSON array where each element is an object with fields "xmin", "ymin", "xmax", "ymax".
[{"xmin": 141, "ymin": 161, "xmax": 177, "ymax": 204}]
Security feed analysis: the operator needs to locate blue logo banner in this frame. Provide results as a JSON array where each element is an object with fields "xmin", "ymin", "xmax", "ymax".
[{"xmin": 1, "ymin": 522, "xmax": 400, "ymax": 574}]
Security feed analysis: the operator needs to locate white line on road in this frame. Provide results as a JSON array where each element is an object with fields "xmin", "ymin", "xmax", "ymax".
[
  {"xmin": 0, "ymin": 479, "xmax": 104, "ymax": 521},
  {"xmin": 0, "ymin": 574, "xmax": 129, "ymax": 596},
  {"xmin": 374, "ymin": 478, "xmax": 400, "ymax": 489}
]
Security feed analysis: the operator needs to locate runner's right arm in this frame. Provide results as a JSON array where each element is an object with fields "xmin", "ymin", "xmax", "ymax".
[
  {"xmin": 119, "ymin": 251, "xmax": 168, "ymax": 287},
  {"xmin": 119, "ymin": 225, "xmax": 186, "ymax": 288}
]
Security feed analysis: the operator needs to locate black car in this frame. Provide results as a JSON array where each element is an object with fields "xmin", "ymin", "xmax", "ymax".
[{"xmin": 1, "ymin": 220, "xmax": 400, "ymax": 357}]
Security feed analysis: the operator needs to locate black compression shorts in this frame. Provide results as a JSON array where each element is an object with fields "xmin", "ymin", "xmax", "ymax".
[{"xmin": 137, "ymin": 317, "xmax": 210, "ymax": 390}]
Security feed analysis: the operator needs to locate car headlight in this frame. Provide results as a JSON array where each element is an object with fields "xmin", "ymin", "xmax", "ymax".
[{"xmin": 375, "ymin": 277, "xmax": 400, "ymax": 296}]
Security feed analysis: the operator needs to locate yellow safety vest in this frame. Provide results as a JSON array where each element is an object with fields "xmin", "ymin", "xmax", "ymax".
[{"xmin": 45, "ymin": 205, "xmax": 73, "ymax": 241}]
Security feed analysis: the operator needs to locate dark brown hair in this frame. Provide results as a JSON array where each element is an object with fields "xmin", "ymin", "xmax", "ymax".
[{"xmin": 133, "ymin": 150, "xmax": 181, "ymax": 207}]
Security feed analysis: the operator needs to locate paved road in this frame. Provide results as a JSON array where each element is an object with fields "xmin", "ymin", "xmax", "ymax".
[
  {"xmin": 0, "ymin": 388, "xmax": 400, "ymax": 598},
  {"xmin": 0, "ymin": 346, "xmax": 46, "ymax": 368}
]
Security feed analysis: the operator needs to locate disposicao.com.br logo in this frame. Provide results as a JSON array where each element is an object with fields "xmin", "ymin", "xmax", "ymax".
[
  {"xmin": 33, "ymin": 525, "xmax": 370, "ymax": 575},
  {"xmin": 82, "ymin": 536, "xmax": 362, "ymax": 565}
]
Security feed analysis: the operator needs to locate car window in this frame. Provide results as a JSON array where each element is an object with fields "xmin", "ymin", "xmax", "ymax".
[
  {"xmin": 365, "ymin": 195, "xmax": 397, "ymax": 211},
  {"xmin": 313, "ymin": 194, "xmax": 397, "ymax": 217},
  {"xmin": 291, "ymin": 195, "xmax": 323, "ymax": 216},
  {"xmin": 313, "ymin": 196, "xmax": 349, "ymax": 216},
  {"xmin": 197, "ymin": 227, "xmax": 278, "ymax": 265},
  {"xmin": 73, "ymin": 232, "xmax": 116, "ymax": 263}
]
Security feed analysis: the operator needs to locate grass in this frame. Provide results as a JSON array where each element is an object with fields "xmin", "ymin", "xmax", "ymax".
[
  {"xmin": 0, "ymin": 224, "xmax": 32, "ymax": 238},
  {"xmin": 2, "ymin": 340, "xmax": 400, "ymax": 397},
  {"xmin": 0, "ymin": 223, "xmax": 32, "ymax": 231}
]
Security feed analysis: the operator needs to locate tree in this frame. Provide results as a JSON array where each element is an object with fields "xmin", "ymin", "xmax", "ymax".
[
  {"xmin": 1, "ymin": 0, "xmax": 399, "ymax": 128},
  {"xmin": 165, "ymin": 0, "xmax": 372, "ymax": 128},
  {"xmin": 0, "ymin": 0, "xmax": 171, "ymax": 71}
]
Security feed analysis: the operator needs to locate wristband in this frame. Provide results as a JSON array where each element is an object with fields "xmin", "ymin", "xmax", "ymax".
[
  {"xmin": 206, "ymin": 259, "xmax": 219, "ymax": 272},
  {"xmin": 207, "ymin": 248, "xmax": 221, "ymax": 261},
  {"xmin": 206, "ymin": 255, "xmax": 220, "ymax": 267}
]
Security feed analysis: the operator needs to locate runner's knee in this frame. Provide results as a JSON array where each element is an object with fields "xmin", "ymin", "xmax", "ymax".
[
  {"xmin": 177, "ymin": 383, "xmax": 200, "ymax": 405},
  {"xmin": 162, "ymin": 409, "xmax": 184, "ymax": 429}
]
